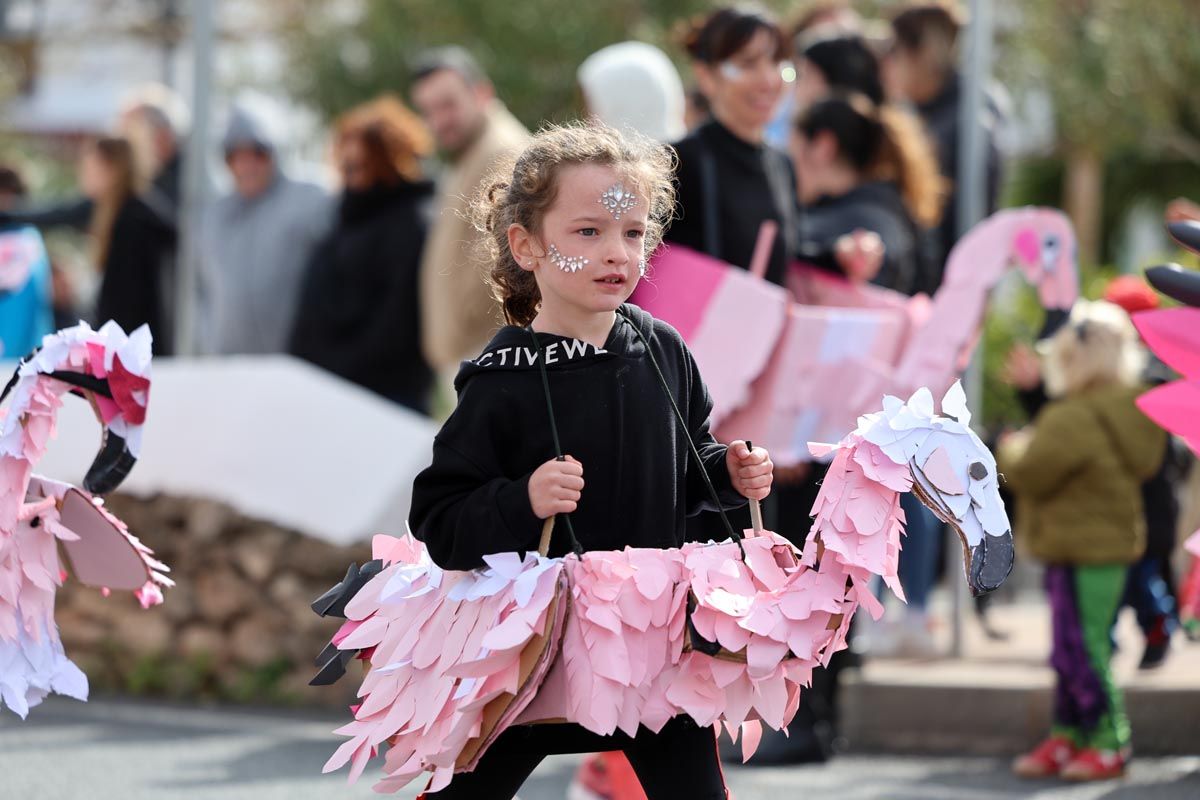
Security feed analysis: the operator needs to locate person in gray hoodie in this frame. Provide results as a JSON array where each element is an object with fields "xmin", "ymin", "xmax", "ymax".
[{"xmin": 198, "ymin": 105, "xmax": 333, "ymax": 354}]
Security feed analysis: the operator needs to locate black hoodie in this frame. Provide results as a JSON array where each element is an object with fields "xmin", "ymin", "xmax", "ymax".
[
  {"xmin": 799, "ymin": 181, "xmax": 932, "ymax": 297},
  {"xmin": 410, "ymin": 304, "xmax": 746, "ymax": 570}
]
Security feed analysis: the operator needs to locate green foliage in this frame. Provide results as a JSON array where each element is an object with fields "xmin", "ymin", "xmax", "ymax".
[
  {"xmin": 1004, "ymin": 154, "xmax": 1200, "ymax": 265},
  {"xmin": 281, "ymin": 0, "xmax": 809, "ymax": 127},
  {"xmin": 97, "ymin": 640, "xmax": 299, "ymax": 705},
  {"xmin": 981, "ymin": 278, "xmax": 1045, "ymax": 429},
  {"xmin": 1003, "ymin": 0, "xmax": 1200, "ymax": 157}
]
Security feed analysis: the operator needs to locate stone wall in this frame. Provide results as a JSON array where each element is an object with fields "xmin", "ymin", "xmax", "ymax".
[{"xmin": 55, "ymin": 494, "xmax": 372, "ymax": 707}]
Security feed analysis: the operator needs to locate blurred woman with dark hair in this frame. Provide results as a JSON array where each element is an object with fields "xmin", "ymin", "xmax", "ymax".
[
  {"xmin": 793, "ymin": 33, "xmax": 885, "ymax": 112},
  {"xmin": 884, "ymin": 1, "xmax": 1006, "ymax": 291},
  {"xmin": 792, "ymin": 92, "xmax": 944, "ymax": 295},
  {"xmin": 80, "ymin": 136, "xmax": 176, "ymax": 353},
  {"xmin": 668, "ymin": 5, "xmax": 796, "ymax": 287},
  {"xmin": 1, "ymin": 138, "xmax": 176, "ymax": 352},
  {"xmin": 290, "ymin": 96, "xmax": 436, "ymax": 412}
]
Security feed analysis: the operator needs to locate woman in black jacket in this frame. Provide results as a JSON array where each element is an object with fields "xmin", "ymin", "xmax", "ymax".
[
  {"xmin": 792, "ymin": 93, "xmax": 944, "ymax": 296},
  {"xmin": 6, "ymin": 137, "xmax": 176, "ymax": 352},
  {"xmin": 669, "ymin": 6, "xmax": 796, "ymax": 286},
  {"xmin": 290, "ymin": 96, "xmax": 435, "ymax": 413},
  {"xmin": 83, "ymin": 138, "xmax": 177, "ymax": 352}
]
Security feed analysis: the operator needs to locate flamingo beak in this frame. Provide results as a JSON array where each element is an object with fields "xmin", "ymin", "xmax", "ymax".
[
  {"xmin": 1145, "ymin": 263, "xmax": 1200, "ymax": 308},
  {"xmin": 83, "ymin": 427, "xmax": 137, "ymax": 495},
  {"xmin": 1167, "ymin": 220, "xmax": 1200, "ymax": 254},
  {"xmin": 967, "ymin": 531, "xmax": 1014, "ymax": 596}
]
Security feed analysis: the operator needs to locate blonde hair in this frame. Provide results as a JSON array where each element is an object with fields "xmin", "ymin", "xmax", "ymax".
[
  {"xmin": 85, "ymin": 137, "xmax": 141, "ymax": 269},
  {"xmin": 1041, "ymin": 300, "xmax": 1146, "ymax": 398},
  {"xmin": 471, "ymin": 122, "xmax": 676, "ymax": 327}
]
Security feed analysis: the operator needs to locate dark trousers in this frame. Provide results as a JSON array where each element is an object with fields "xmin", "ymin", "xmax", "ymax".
[
  {"xmin": 420, "ymin": 716, "xmax": 728, "ymax": 799},
  {"xmin": 1122, "ymin": 554, "xmax": 1178, "ymax": 641}
]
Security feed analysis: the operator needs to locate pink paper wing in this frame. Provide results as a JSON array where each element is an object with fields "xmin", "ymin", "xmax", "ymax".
[
  {"xmin": 686, "ymin": 267, "xmax": 789, "ymax": 425},
  {"xmin": 57, "ymin": 488, "xmax": 151, "ymax": 591},
  {"xmin": 1133, "ymin": 308, "xmax": 1200, "ymax": 379},
  {"xmin": 1138, "ymin": 381, "xmax": 1200, "ymax": 455}
]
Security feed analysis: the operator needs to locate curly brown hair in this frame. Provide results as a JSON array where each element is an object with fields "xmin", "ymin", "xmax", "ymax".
[
  {"xmin": 334, "ymin": 95, "xmax": 432, "ymax": 184},
  {"xmin": 471, "ymin": 122, "xmax": 677, "ymax": 328}
]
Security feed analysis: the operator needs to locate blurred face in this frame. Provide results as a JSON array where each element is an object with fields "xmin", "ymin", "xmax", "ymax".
[
  {"xmin": 411, "ymin": 69, "xmax": 492, "ymax": 158},
  {"xmin": 337, "ymin": 133, "xmax": 373, "ymax": 192},
  {"xmin": 78, "ymin": 149, "xmax": 115, "ymax": 200},
  {"xmin": 119, "ymin": 107, "xmax": 178, "ymax": 172},
  {"xmin": 789, "ymin": 128, "xmax": 835, "ymax": 204},
  {"xmin": 226, "ymin": 145, "xmax": 274, "ymax": 199},
  {"xmin": 881, "ymin": 48, "xmax": 914, "ymax": 103},
  {"xmin": 510, "ymin": 163, "xmax": 649, "ymax": 321},
  {"xmin": 792, "ymin": 57, "xmax": 830, "ymax": 114},
  {"xmin": 695, "ymin": 29, "xmax": 787, "ymax": 138}
]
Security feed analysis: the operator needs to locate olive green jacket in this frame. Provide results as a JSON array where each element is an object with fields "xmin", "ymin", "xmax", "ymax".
[{"xmin": 998, "ymin": 384, "xmax": 1166, "ymax": 565}]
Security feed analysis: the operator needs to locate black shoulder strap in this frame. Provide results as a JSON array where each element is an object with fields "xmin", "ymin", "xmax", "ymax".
[
  {"xmin": 528, "ymin": 316, "xmax": 744, "ymax": 557},
  {"xmin": 527, "ymin": 327, "xmax": 585, "ymax": 557},
  {"xmin": 615, "ymin": 310, "xmax": 743, "ymax": 554}
]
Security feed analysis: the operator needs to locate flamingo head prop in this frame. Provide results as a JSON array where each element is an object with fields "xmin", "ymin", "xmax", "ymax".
[
  {"xmin": 1008, "ymin": 207, "xmax": 1078, "ymax": 313},
  {"xmin": 854, "ymin": 382, "xmax": 1014, "ymax": 596},
  {"xmin": 1, "ymin": 322, "xmax": 152, "ymax": 495}
]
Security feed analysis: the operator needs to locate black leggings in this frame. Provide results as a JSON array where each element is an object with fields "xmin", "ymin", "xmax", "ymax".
[{"xmin": 420, "ymin": 716, "xmax": 728, "ymax": 799}]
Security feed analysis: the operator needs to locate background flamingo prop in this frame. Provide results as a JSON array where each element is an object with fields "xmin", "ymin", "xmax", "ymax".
[
  {"xmin": 636, "ymin": 208, "xmax": 1078, "ymax": 464},
  {"xmin": 310, "ymin": 382, "xmax": 1012, "ymax": 794},
  {"xmin": 0, "ymin": 322, "xmax": 171, "ymax": 718},
  {"xmin": 629, "ymin": 222, "xmax": 788, "ymax": 428}
]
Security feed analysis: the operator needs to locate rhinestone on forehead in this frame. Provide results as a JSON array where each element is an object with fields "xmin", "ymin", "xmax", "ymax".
[
  {"xmin": 547, "ymin": 243, "xmax": 590, "ymax": 274},
  {"xmin": 599, "ymin": 183, "xmax": 639, "ymax": 221}
]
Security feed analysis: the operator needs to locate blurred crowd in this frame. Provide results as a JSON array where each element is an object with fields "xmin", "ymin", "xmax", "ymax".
[
  {"xmin": 2, "ymin": 1, "xmax": 1004, "ymax": 411},
  {"xmin": 2, "ymin": 0, "xmax": 1199, "ymax": 779}
]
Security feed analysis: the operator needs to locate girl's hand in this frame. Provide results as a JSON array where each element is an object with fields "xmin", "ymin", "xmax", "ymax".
[
  {"xmin": 528, "ymin": 456, "xmax": 584, "ymax": 519},
  {"xmin": 727, "ymin": 441, "xmax": 773, "ymax": 501}
]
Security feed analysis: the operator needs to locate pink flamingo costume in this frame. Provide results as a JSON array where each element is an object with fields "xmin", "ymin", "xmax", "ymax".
[
  {"xmin": 0, "ymin": 321, "xmax": 171, "ymax": 717},
  {"xmin": 1135, "ymin": 221, "xmax": 1200, "ymax": 619},
  {"xmin": 311, "ymin": 382, "xmax": 1012, "ymax": 794}
]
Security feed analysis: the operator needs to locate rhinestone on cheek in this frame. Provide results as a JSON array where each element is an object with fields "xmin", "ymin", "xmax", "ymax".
[{"xmin": 547, "ymin": 243, "xmax": 590, "ymax": 273}]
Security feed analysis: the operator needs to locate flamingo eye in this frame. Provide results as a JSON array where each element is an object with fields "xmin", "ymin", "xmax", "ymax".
[
  {"xmin": 1042, "ymin": 235, "xmax": 1060, "ymax": 263},
  {"xmin": 969, "ymin": 461, "xmax": 988, "ymax": 480}
]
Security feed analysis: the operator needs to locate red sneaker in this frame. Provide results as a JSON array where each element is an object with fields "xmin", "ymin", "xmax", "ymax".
[
  {"xmin": 1012, "ymin": 736, "xmax": 1078, "ymax": 778},
  {"xmin": 1061, "ymin": 748, "xmax": 1127, "ymax": 781}
]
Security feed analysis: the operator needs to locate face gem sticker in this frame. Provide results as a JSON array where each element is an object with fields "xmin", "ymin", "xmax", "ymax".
[
  {"xmin": 599, "ymin": 183, "xmax": 639, "ymax": 221},
  {"xmin": 547, "ymin": 243, "xmax": 590, "ymax": 273}
]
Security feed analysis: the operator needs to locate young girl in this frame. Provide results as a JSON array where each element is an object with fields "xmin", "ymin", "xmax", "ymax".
[
  {"xmin": 1000, "ymin": 300, "xmax": 1166, "ymax": 781},
  {"xmin": 408, "ymin": 123, "xmax": 773, "ymax": 798}
]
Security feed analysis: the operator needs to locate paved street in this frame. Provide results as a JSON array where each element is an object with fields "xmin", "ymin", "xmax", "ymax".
[{"xmin": 2, "ymin": 698, "xmax": 1198, "ymax": 800}]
